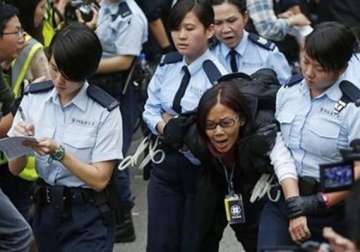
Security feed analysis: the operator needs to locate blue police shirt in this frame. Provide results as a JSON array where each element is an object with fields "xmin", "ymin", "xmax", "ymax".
[
  {"xmin": 343, "ymin": 53, "xmax": 360, "ymax": 86},
  {"xmin": 8, "ymin": 82, "xmax": 123, "ymax": 187},
  {"xmin": 96, "ymin": 0, "xmax": 148, "ymax": 58},
  {"xmin": 143, "ymin": 49, "xmax": 228, "ymax": 135},
  {"xmin": 211, "ymin": 31, "xmax": 291, "ymax": 84},
  {"xmin": 276, "ymin": 75, "xmax": 360, "ymax": 179}
]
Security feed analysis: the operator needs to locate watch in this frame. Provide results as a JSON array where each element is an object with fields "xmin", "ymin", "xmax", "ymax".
[{"xmin": 50, "ymin": 145, "xmax": 65, "ymax": 161}]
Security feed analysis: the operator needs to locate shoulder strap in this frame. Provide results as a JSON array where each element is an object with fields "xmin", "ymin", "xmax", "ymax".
[
  {"xmin": 112, "ymin": 2, "xmax": 132, "ymax": 21},
  {"xmin": 24, "ymin": 80, "xmax": 54, "ymax": 95},
  {"xmin": 159, "ymin": 51, "xmax": 183, "ymax": 66},
  {"xmin": 285, "ymin": 73, "xmax": 303, "ymax": 88},
  {"xmin": 248, "ymin": 33, "xmax": 276, "ymax": 51},
  {"xmin": 202, "ymin": 60, "xmax": 222, "ymax": 85},
  {"xmin": 87, "ymin": 85, "xmax": 119, "ymax": 111},
  {"xmin": 335, "ymin": 80, "xmax": 360, "ymax": 113}
]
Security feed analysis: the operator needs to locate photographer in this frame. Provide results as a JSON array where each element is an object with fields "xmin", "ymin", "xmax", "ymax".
[{"xmin": 258, "ymin": 22, "xmax": 360, "ymax": 249}]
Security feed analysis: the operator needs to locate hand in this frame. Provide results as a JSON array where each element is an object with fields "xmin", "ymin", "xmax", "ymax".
[
  {"xmin": 14, "ymin": 122, "xmax": 35, "ymax": 137},
  {"xmin": 162, "ymin": 114, "xmax": 196, "ymax": 149},
  {"xmin": 287, "ymin": 13, "xmax": 311, "ymax": 27},
  {"xmin": 24, "ymin": 137, "xmax": 60, "ymax": 156},
  {"xmin": 76, "ymin": 5, "xmax": 98, "ymax": 30},
  {"xmin": 323, "ymin": 227, "xmax": 357, "ymax": 252},
  {"xmin": 286, "ymin": 193, "xmax": 326, "ymax": 219},
  {"xmin": 289, "ymin": 216, "xmax": 311, "ymax": 243},
  {"xmin": 161, "ymin": 112, "xmax": 175, "ymax": 124}
]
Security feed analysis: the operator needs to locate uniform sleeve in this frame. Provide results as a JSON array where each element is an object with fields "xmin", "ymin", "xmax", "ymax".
[
  {"xmin": 91, "ymin": 108, "xmax": 123, "ymax": 163},
  {"xmin": 142, "ymin": 66, "xmax": 165, "ymax": 135},
  {"xmin": 266, "ymin": 48, "xmax": 291, "ymax": 85},
  {"xmin": 270, "ymin": 132, "xmax": 298, "ymax": 182},
  {"xmin": 115, "ymin": 14, "xmax": 148, "ymax": 56},
  {"xmin": 247, "ymin": 0, "xmax": 289, "ymax": 41}
]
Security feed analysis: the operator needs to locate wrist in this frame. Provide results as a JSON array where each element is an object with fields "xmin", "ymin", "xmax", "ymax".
[
  {"xmin": 285, "ymin": 196, "xmax": 304, "ymax": 219},
  {"xmin": 50, "ymin": 145, "xmax": 65, "ymax": 161}
]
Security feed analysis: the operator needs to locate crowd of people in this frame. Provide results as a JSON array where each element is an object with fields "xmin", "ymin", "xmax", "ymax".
[{"xmin": 0, "ymin": 0, "xmax": 359, "ymax": 252}]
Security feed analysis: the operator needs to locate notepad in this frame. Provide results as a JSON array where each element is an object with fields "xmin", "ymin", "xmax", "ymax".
[{"xmin": 0, "ymin": 136, "xmax": 38, "ymax": 160}]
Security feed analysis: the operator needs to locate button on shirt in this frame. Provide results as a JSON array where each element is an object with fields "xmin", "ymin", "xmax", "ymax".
[
  {"xmin": 276, "ymin": 76, "xmax": 360, "ymax": 179},
  {"xmin": 211, "ymin": 31, "xmax": 291, "ymax": 84},
  {"xmin": 96, "ymin": 0, "xmax": 148, "ymax": 58},
  {"xmin": 143, "ymin": 49, "xmax": 228, "ymax": 135},
  {"xmin": 8, "ymin": 83, "xmax": 123, "ymax": 187}
]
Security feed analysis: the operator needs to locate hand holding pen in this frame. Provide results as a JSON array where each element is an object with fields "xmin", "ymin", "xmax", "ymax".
[{"xmin": 15, "ymin": 106, "xmax": 34, "ymax": 137}]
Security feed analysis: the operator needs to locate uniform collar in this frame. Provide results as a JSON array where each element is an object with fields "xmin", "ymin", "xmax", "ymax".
[
  {"xmin": 183, "ymin": 49, "xmax": 212, "ymax": 76},
  {"xmin": 101, "ymin": 0, "xmax": 125, "ymax": 15},
  {"xmin": 47, "ymin": 82, "xmax": 89, "ymax": 112},
  {"xmin": 221, "ymin": 30, "xmax": 248, "ymax": 58}
]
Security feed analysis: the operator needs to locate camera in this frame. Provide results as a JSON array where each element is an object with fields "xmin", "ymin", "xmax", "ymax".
[
  {"xmin": 64, "ymin": 0, "xmax": 97, "ymax": 23},
  {"xmin": 319, "ymin": 139, "xmax": 360, "ymax": 192}
]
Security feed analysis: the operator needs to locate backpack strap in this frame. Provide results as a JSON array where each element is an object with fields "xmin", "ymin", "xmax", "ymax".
[
  {"xmin": 284, "ymin": 73, "xmax": 303, "ymax": 88},
  {"xmin": 335, "ymin": 80, "xmax": 360, "ymax": 113},
  {"xmin": 248, "ymin": 33, "xmax": 276, "ymax": 51},
  {"xmin": 202, "ymin": 60, "xmax": 222, "ymax": 85},
  {"xmin": 159, "ymin": 51, "xmax": 183, "ymax": 66},
  {"xmin": 24, "ymin": 80, "xmax": 54, "ymax": 95},
  {"xmin": 87, "ymin": 85, "xmax": 119, "ymax": 111}
]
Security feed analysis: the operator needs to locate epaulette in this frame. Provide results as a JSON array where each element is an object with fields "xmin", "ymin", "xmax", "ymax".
[
  {"xmin": 248, "ymin": 33, "xmax": 276, "ymax": 51},
  {"xmin": 284, "ymin": 73, "xmax": 303, "ymax": 88},
  {"xmin": 159, "ymin": 51, "xmax": 183, "ymax": 66},
  {"xmin": 208, "ymin": 37, "xmax": 220, "ymax": 51},
  {"xmin": 87, "ymin": 85, "xmax": 119, "ymax": 111},
  {"xmin": 339, "ymin": 81, "xmax": 360, "ymax": 107},
  {"xmin": 112, "ymin": 2, "xmax": 132, "ymax": 21},
  {"xmin": 203, "ymin": 60, "xmax": 222, "ymax": 85},
  {"xmin": 24, "ymin": 80, "xmax": 54, "ymax": 95}
]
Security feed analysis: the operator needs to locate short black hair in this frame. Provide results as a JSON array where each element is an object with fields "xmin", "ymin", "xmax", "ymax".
[
  {"xmin": 0, "ymin": 3, "xmax": 18, "ymax": 37},
  {"xmin": 168, "ymin": 0, "xmax": 214, "ymax": 31},
  {"xmin": 48, "ymin": 23, "xmax": 102, "ymax": 82},
  {"xmin": 305, "ymin": 22, "xmax": 357, "ymax": 71},
  {"xmin": 209, "ymin": 0, "xmax": 246, "ymax": 14}
]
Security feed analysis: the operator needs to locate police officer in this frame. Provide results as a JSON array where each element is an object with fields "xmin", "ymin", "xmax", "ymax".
[
  {"xmin": 209, "ymin": 0, "xmax": 291, "ymax": 84},
  {"xmin": 88, "ymin": 0, "xmax": 148, "ymax": 242},
  {"xmin": 143, "ymin": 1, "xmax": 227, "ymax": 251},
  {"xmin": 258, "ymin": 22, "xmax": 360, "ymax": 249},
  {"xmin": 8, "ymin": 23, "xmax": 122, "ymax": 252}
]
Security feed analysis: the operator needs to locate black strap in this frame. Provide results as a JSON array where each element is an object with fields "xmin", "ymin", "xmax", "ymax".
[
  {"xmin": 203, "ymin": 60, "xmax": 222, "ymax": 85},
  {"xmin": 335, "ymin": 80, "xmax": 360, "ymax": 113},
  {"xmin": 87, "ymin": 85, "xmax": 119, "ymax": 111},
  {"xmin": 229, "ymin": 49, "xmax": 238, "ymax": 73},
  {"xmin": 173, "ymin": 66, "xmax": 191, "ymax": 114}
]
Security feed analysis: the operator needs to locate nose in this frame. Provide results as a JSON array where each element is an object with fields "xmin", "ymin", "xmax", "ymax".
[
  {"xmin": 304, "ymin": 65, "xmax": 315, "ymax": 79},
  {"xmin": 179, "ymin": 28, "xmax": 187, "ymax": 40},
  {"xmin": 222, "ymin": 23, "xmax": 232, "ymax": 33},
  {"xmin": 214, "ymin": 124, "xmax": 225, "ymax": 135},
  {"xmin": 54, "ymin": 72, "xmax": 66, "ymax": 85}
]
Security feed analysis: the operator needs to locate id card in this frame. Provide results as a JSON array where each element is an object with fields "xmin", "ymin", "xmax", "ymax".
[{"xmin": 224, "ymin": 193, "xmax": 246, "ymax": 224}]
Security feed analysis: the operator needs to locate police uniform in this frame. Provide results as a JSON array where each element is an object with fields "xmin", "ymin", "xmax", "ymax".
[
  {"xmin": 8, "ymin": 82, "xmax": 123, "ymax": 251},
  {"xmin": 89, "ymin": 0, "xmax": 148, "ymax": 236},
  {"xmin": 211, "ymin": 31, "xmax": 291, "ymax": 84},
  {"xmin": 258, "ymin": 72, "xmax": 360, "ymax": 249},
  {"xmin": 143, "ymin": 49, "xmax": 227, "ymax": 251}
]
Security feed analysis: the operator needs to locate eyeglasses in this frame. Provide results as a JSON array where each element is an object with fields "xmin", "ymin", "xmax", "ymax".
[
  {"xmin": 2, "ymin": 28, "xmax": 25, "ymax": 38},
  {"xmin": 205, "ymin": 117, "xmax": 240, "ymax": 130}
]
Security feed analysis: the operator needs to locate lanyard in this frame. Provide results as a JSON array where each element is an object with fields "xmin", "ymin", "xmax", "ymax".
[{"xmin": 218, "ymin": 158, "xmax": 235, "ymax": 195}]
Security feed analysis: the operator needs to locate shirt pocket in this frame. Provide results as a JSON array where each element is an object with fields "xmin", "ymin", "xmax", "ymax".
[
  {"xmin": 277, "ymin": 112, "xmax": 296, "ymax": 146},
  {"xmin": 62, "ymin": 127, "xmax": 96, "ymax": 163},
  {"xmin": 306, "ymin": 118, "xmax": 340, "ymax": 157}
]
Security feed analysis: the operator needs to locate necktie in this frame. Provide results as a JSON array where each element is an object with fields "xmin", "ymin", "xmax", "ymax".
[
  {"xmin": 173, "ymin": 66, "xmax": 191, "ymax": 114},
  {"xmin": 229, "ymin": 49, "xmax": 238, "ymax": 73}
]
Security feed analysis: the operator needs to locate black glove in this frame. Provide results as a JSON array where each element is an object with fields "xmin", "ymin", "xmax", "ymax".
[
  {"xmin": 285, "ymin": 193, "xmax": 327, "ymax": 219},
  {"xmin": 162, "ymin": 114, "xmax": 195, "ymax": 149}
]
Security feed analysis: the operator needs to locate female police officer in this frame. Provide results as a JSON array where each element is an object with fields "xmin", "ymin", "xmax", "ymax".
[
  {"xmin": 142, "ymin": 0, "xmax": 227, "ymax": 251},
  {"xmin": 258, "ymin": 22, "xmax": 360, "ymax": 249},
  {"xmin": 209, "ymin": 0, "xmax": 291, "ymax": 84},
  {"xmin": 8, "ymin": 23, "xmax": 123, "ymax": 252}
]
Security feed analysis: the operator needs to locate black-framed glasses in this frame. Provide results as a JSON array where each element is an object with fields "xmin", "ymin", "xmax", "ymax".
[
  {"xmin": 2, "ymin": 28, "xmax": 25, "ymax": 38},
  {"xmin": 205, "ymin": 117, "xmax": 239, "ymax": 130}
]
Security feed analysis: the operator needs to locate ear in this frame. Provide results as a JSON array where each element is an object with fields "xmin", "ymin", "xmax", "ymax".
[
  {"xmin": 243, "ymin": 12, "xmax": 249, "ymax": 26},
  {"xmin": 205, "ymin": 24, "xmax": 215, "ymax": 40}
]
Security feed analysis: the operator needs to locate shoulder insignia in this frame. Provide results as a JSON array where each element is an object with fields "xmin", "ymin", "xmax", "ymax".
[
  {"xmin": 159, "ymin": 51, "xmax": 183, "ymax": 66},
  {"xmin": 24, "ymin": 80, "xmax": 54, "ymax": 95},
  {"xmin": 203, "ymin": 60, "xmax": 222, "ymax": 85},
  {"xmin": 208, "ymin": 37, "xmax": 220, "ymax": 51},
  {"xmin": 118, "ymin": 2, "xmax": 132, "ymax": 18},
  {"xmin": 285, "ymin": 74, "xmax": 303, "ymax": 88},
  {"xmin": 339, "ymin": 80, "xmax": 360, "ymax": 107},
  {"xmin": 87, "ymin": 85, "xmax": 119, "ymax": 111},
  {"xmin": 248, "ymin": 33, "xmax": 276, "ymax": 51}
]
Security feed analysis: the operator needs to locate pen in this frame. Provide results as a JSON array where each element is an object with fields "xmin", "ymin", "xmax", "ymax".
[{"xmin": 18, "ymin": 106, "xmax": 26, "ymax": 121}]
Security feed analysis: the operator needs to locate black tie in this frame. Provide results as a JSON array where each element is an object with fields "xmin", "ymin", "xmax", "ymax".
[
  {"xmin": 229, "ymin": 49, "xmax": 238, "ymax": 73},
  {"xmin": 173, "ymin": 66, "xmax": 191, "ymax": 114}
]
